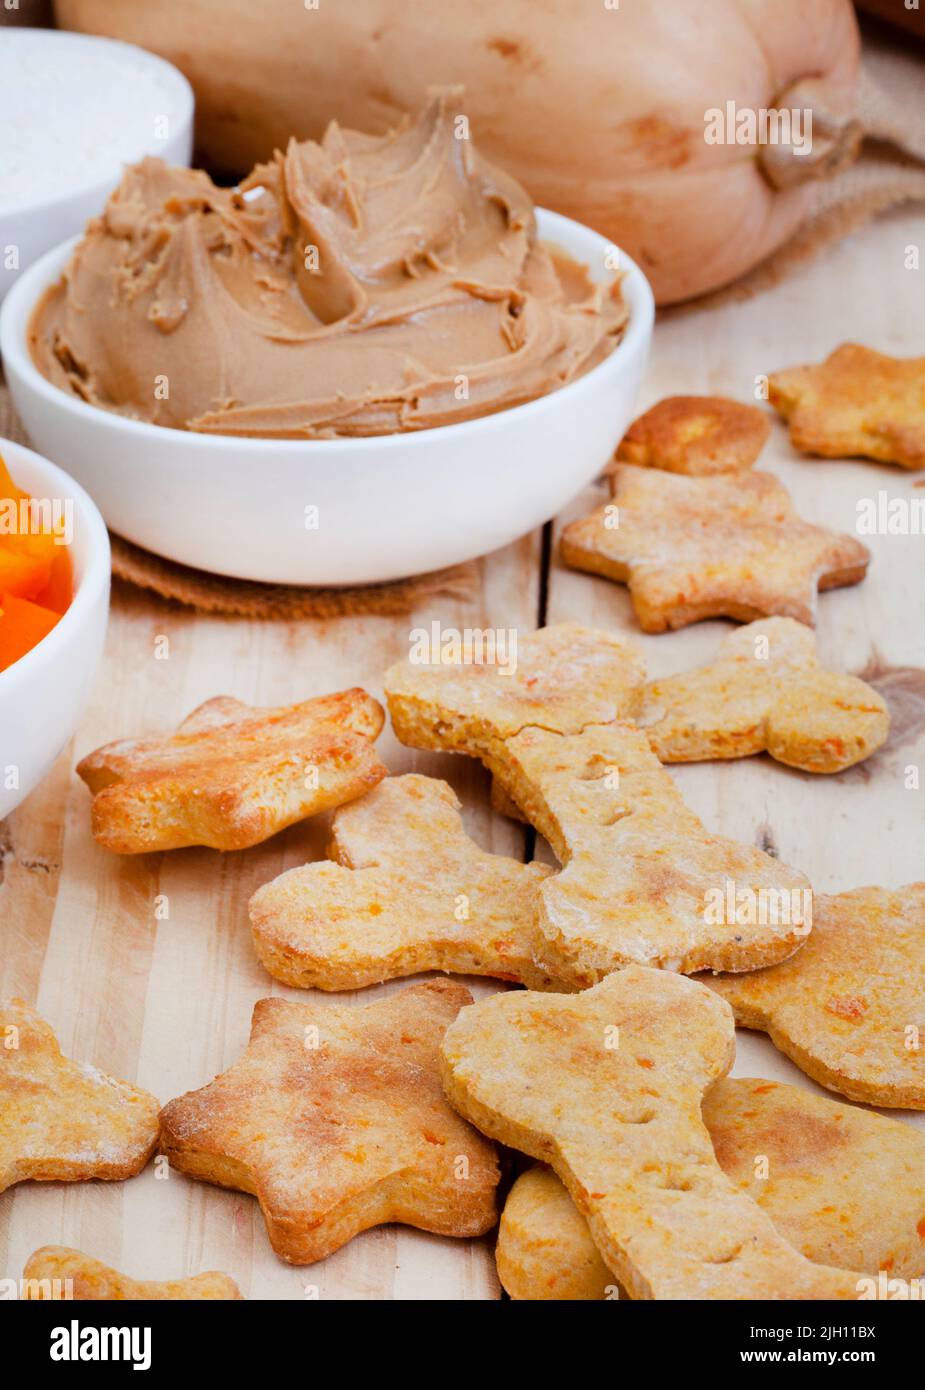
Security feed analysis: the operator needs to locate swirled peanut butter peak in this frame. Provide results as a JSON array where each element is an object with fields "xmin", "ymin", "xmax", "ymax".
[{"xmin": 29, "ymin": 90, "xmax": 628, "ymax": 438}]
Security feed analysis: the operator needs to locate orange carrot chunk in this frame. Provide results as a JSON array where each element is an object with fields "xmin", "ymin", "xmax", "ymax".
[{"xmin": 0, "ymin": 592, "xmax": 61, "ymax": 671}]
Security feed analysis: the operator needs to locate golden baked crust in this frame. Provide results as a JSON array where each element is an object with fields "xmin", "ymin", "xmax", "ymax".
[
  {"xmin": 77, "ymin": 689, "xmax": 387, "ymax": 853},
  {"xmin": 615, "ymin": 395, "xmax": 770, "ymax": 475},
  {"xmin": 498, "ymin": 1078, "xmax": 925, "ymax": 1299},
  {"xmin": 384, "ymin": 621, "xmax": 645, "ymax": 765},
  {"xmin": 159, "ymin": 980, "xmax": 499, "ymax": 1264},
  {"xmin": 22, "ymin": 1246, "xmax": 242, "ymax": 1300},
  {"xmin": 496, "ymin": 1165, "xmax": 617, "ymax": 1300},
  {"xmin": 560, "ymin": 464, "xmax": 870, "ymax": 632},
  {"xmin": 495, "ymin": 720, "xmax": 812, "ymax": 982},
  {"xmin": 769, "ymin": 343, "xmax": 925, "ymax": 470},
  {"xmin": 640, "ymin": 617, "xmax": 889, "ymax": 772},
  {"xmin": 0, "ymin": 998, "xmax": 158, "ymax": 1194},
  {"xmin": 249, "ymin": 773, "xmax": 563, "ymax": 990},
  {"xmin": 705, "ymin": 883, "xmax": 925, "ymax": 1109},
  {"xmin": 440, "ymin": 969, "xmax": 865, "ymax": 1299}
]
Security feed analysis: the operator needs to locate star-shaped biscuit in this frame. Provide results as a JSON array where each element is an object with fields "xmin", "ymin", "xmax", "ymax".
[
  {"xmin": 384, "ymin": 621, "xmax": 646, "ymax": 764},
  {"xmin": 440, "ymin": 968, "xmax": 865, "ymax": 1299},
  {"xmin": 705, "ymin": 883, "xmax": 925, "ymax": 1109},
  {"xmin": 249, "ymin": 773, "xmax": 562, "ymax": 991},
  {"xmin": 77, "ymin": 689, "xmax": 387, "ymax": 853},
  {"xmin": 496, "ymin": 1078, "xmax": 925, "ymax": 1299},
  {"xmin": 494, "ymin": 719, "xmax": 812, "ymax": 983},
  {"xmin": 0, "ymin": 998, "xmax": 159, "ymax": 1194},
  {"xmin": 769, "ymin": 343, "xmax": 925, "ymax": 470},
  {"xmin": 615, "ymin": 395, "xmax": 770, "ymax": 475},
  {"xmin": 22, "ymin": 1247, "xmax": 242, "ymax": 1300},
  {"xmin": 159, "ymin": 980, "xmax": 499, "ymax": 1264},
  {"xmin": 640, "ymin": 617, "xmax": 889, "ymax": 772},
  {"xmin": 560, "ymin": 464, "xmax": 870, "ymax": 632}
]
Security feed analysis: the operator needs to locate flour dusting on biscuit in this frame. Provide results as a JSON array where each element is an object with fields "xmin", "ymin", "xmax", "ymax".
[
  {"xmin": 249, "ymin": 773, "xmax": 563, "ymax": 990},
  {"xmin": 160, "ymin": 980, "xmax": 499, "ymax": 1264},
  {"xmin": 497, "ymin": 1078, "xmax": 925, "ymax": 1298},
  {"xmin": 561, "ymin": 464, "xmax": 870, "ymax": 632},
  {"xmin": 441, "ymin": 968, "xmax": 866, "ymax": 1299}
]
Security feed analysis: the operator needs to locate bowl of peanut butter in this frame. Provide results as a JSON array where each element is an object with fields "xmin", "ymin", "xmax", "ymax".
[{"xmin": 2, "ymin": 90, "xmax": 653, "ymax": 586}]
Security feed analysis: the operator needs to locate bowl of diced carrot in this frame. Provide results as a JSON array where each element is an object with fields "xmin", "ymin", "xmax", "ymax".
[{"xmin": 0, "ymin": 438, "xmax": 109, "ymax": 818}]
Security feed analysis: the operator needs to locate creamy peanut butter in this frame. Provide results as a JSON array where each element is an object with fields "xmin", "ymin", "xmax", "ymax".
[{"xmin": 29, "ymin": 91, "xmax": 627, "ymax": 439}]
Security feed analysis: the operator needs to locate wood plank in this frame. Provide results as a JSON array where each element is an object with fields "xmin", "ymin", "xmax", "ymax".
[
  {"xmin": 545, "ymin": 207, "xmax": 925, "ymax": 1128},
  {"xmin": 0, "ymin": 533, "xmax": 542, "ymax": 1299}
]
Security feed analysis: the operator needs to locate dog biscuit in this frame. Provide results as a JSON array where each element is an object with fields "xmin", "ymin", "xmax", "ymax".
[
  {"xmin": 769, "ymin": 343, "xmax": 925, "ymax": 470},
  {"xmin": 249, "ymin": 773, "xmax": 563, "ymax": 991},
  {"xmin": 560, "ymin": 464, "xmax": 870, "ymax": 632},
  {"xmin": 22, "ymin": 1247, "xmax": 242, "ymax": 1300},
  {"xmin": 615, "ymin": 395, "xmax": 770, "ymax": 475},
  {"xmin": 495, "ymin": 720, "xmax": 812, "ymax": 983},
  {"xmin": 159, "ymin": 979, "xmax": 499, "ymax": 1264},
  {"xmin": 706, "ymin": 883, "xmax": 925, "ymax": 1109},
  {"xmin": 640, "ymin": 617, "xmax": 889, "ymax": 772},
  {"xmin": 77, "ymin": 689, "xmax": 387, "ymax": 853},
  {"xmin": 0, "ymin": 998, "xmax": 158, "ymax": 1194},
  {"xmin": 385, "ymin": 621, "xmax": 646, "ymax": 762},
  {"xmin": 497, "ymin": 1078, "xmax": 925, "ymax": 1298},
  {"xmin": 441, "ymin": 968, "xmax": 865, "ymax": 1299}
]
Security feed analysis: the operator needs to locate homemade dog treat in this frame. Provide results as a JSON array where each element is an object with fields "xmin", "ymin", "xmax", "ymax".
[
  {"xmin": 497, "ymin": 1078, "xmax": 925, "ymax": 1298},
  {"xmin": 77, "ymin": 689, "xmax": 387, "ymax": 853},
  {"xmin": 639, "ymin": 618, "xmax": 889, "ymax": 772},
  {"xmin": 440, "ymin": 968, "xmax": 864, "ymax": 1299},
  {"xmin": 0, "ymin": 999, "xmax": 158, "ymax": 1194},
  {"xmin": 249, "ymin": 773, "xmax": 563, "ymax": 991},
  {"xmin": 615, "ymin": 395, "xmax": 770, "ymax": 475},
  {"xmin": 159, "ymin": 980, "xmax": 499, "ymax": 1264},
  {"xmin": 494, "ymin": 720, "xmax": 812, "ymax": 982},
  {"xmin": 385, "ymin": 621, "xmax": 646, "ymax": 758},
  {"xmin": 560, "ymin": 464, "xmax": 870, "ymax": 632},
  {"xmin": 769, "ymin": 343, "xmax": 925, "ymax": 471},
  {"xmin": 22, "ymin": 1247, "xmax": 242, "ymax": 1300},
  {"xmin": 706, "ymin": 884, "xmax": 925, "ymax": 1110}
]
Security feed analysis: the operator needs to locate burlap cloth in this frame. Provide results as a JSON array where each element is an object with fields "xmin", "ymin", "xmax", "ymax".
[{"xmin": 2, "ymin": 30, "xmax": 923, "ymax": 618}]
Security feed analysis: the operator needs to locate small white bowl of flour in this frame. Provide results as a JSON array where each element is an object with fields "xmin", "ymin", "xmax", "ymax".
[{"xmin": 0, "ymin": 27, "xmax": 193, "ymax": 306}]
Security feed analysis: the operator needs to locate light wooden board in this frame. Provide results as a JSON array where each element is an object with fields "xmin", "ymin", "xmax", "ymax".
[{"xmin": 2, "ymin": 206, "xmax": 924, "ymax": 1299}]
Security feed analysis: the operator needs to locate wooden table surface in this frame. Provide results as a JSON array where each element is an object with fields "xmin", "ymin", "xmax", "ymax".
[{"xmin": 2, "ymin": 207, "xmax": 924, "ymax": 1300}]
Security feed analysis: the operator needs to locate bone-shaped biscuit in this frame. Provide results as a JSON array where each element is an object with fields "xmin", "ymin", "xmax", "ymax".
[
  {"xmin": 615, "ymin": 395, "xmax": 770, "ymax": 475},
  {"xmin": 497, "ymin": 1078, "xmax": 925, "ymax": 1299},
  {"xmin": 22, "ymin": 1247, "xmax": 242, "ymax": 1300},
  {"xmin": 384, "ymin": 621, "xmax": 646, "ymax": 764},
  {"xmin": 769, "ymin": 343, "xmax": 925, "ymax": 470},
  {"xmin": 640, "ymin": 617, "xmax": 889, "ymax": 773},
  {"xmin": 560, "ymin": 464, "xmax": 870, "ymax": 632},
  {"xmin": 77, "ymin": 689, "xmax": 387, "ymax": 853},
  {"xmin": 706, "ymin": 883, "xmax": 925, "ymax": 1109},
  {"xmin": 494, "ymin": 720, "xmax": 812, "ymax": 982},
  {"xmin": 249, "ymin": 773, "xmax": 562, "ymax": 991},
  {"xmin": 159, "ymin": 979, "xmax": 499, "ymax": 1264},
  {"xmin": 440, "ymin": 969, "xmax": 865, "ymax": 1299},
  {"xmin": 0, "ymin": 998, "xmax": 159, "ymax": 1193}
]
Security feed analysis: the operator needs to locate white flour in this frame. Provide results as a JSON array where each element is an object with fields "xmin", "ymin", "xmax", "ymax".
[{"xmin": 0, "ymin": 29, "xmax": 191, "ymax": 212}]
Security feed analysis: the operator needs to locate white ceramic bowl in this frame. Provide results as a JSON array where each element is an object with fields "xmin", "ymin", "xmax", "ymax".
[
  {"xmin": 1, "ymin": 211, "xmax": 654, "ymax": 586},
  {"xmin": 0, "ymin": 29, "xmax": 193, "ymax": 306},
  {"xmin": 0, "ymin": 439, "xmax": 110, "ymax": 819}
]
